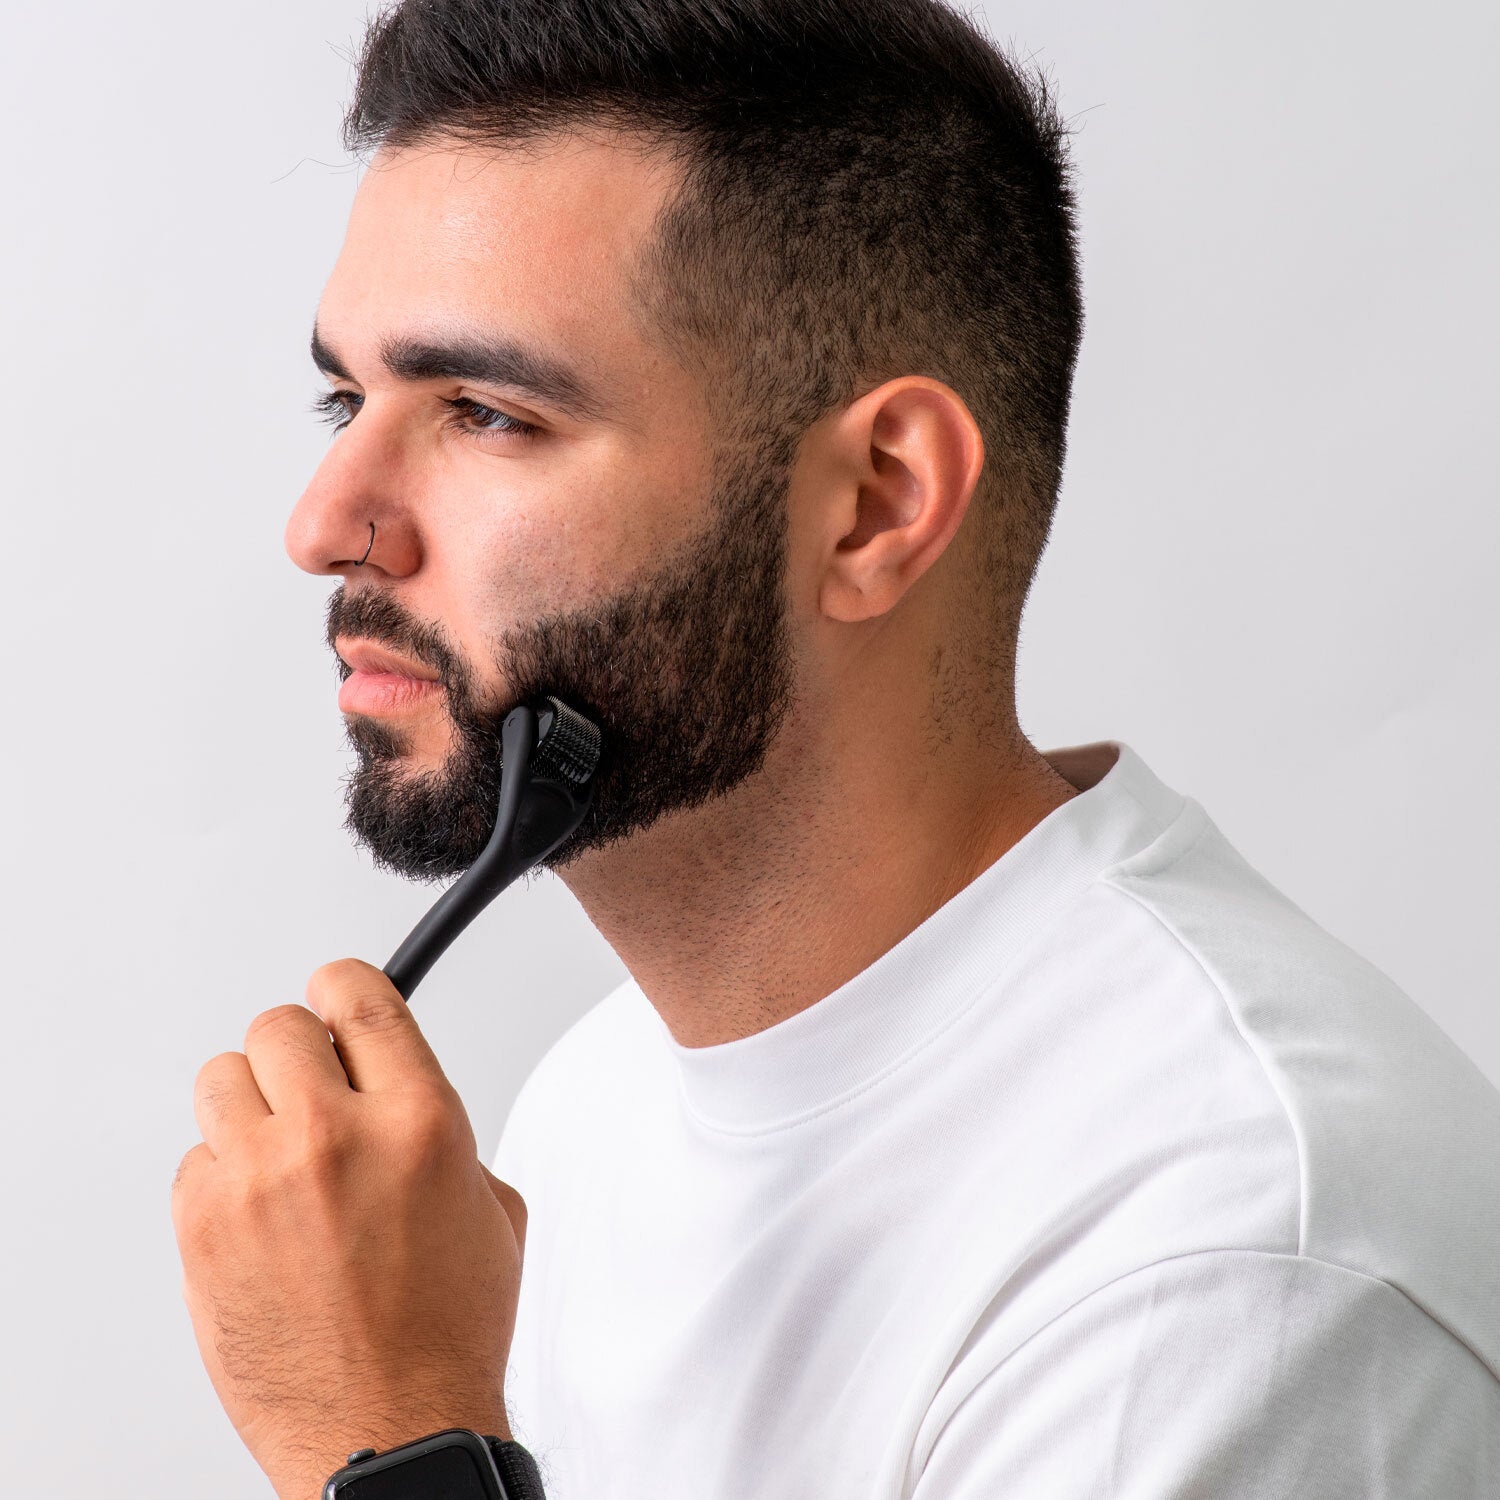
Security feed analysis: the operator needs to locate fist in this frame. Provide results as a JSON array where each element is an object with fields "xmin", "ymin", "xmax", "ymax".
[{"xmin": 171, "ymin": 959, "xmax": 525, "ymax": 1497}]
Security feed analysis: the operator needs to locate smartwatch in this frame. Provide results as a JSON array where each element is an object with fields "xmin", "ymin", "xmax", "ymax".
[{"xmin": 322, "ymin": 1429, "xmax": 545, "ymax": 1499}]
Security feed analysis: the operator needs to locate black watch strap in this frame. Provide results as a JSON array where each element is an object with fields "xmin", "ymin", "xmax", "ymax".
[{"xmin": 486, "ymin": 1436, "xmax": 546, "ymax": 1500}]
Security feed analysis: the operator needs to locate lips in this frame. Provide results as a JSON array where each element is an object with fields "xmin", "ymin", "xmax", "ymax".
[
  {"xmin": 334, "ymin": 637, "xmax": 446, "ymax": 717},
  {"xmin": 335, "ymin": 637, "xmax": 442, "ymax": 683}
]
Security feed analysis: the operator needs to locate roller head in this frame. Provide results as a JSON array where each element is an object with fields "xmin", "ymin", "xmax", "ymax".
[
  {"xmin": 531, "ymin": 695, "xmax": 602, "ymax": 788},
  {"xmin": 384, "ymin": 695, "xmax": 601, "ymax": 1001}
]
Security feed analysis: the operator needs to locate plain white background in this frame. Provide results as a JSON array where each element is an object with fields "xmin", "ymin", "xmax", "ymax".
[{"xmin": 1, "ymin": 1, "xmax": 1495, "ymax": 1492}]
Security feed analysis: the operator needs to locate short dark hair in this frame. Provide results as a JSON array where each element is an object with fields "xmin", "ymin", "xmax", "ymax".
[{"xmin": 344, "ymin": 0, "xmax": 1084, "ymax": 682}]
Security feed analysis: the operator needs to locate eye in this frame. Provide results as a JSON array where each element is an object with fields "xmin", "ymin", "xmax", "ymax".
[
  {"xmin": 307, "ymin": 389, "xmax": 539, "ymax": 442},
  {"xmin": 441, "ymin": 397, "xmax": 539, "ymax": 440},
  {"xmin": 310, "ymin": 388, "xmax": 361, "ymax": 433}
]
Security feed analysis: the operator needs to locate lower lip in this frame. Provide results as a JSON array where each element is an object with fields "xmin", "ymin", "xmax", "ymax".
[{"xmin": 338, "ymin": 671, "xmax": 445, "ymax": 715}]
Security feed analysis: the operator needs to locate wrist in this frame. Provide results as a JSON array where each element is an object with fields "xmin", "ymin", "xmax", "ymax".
[
  {"xmin": 270, "ymin": 1407, "xmax": 512, "ymax": 1499},
  {"xmin": 316, "ymin": 1427, "xmax": 543, "ymax": 1500}
]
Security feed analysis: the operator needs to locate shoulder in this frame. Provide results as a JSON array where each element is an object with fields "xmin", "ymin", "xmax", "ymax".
[{"xmin": 1091, "ymin": 803, "xmax": 1500, "ymax": 1379}]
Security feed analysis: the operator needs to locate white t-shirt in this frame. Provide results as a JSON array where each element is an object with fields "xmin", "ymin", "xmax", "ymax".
[{"xmin": 492, "ymin": 741, "xmax": 1500, "ymax": 1498}]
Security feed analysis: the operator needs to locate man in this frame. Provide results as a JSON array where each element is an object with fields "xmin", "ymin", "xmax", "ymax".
[{"xmin": 171, "ymin": 0, "xmax": 1500, "ymax": 1495}]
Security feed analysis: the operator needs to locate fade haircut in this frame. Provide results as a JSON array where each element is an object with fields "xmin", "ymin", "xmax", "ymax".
[{"xmin": 344, "ymin": 0, "xmax": 1084, "ymax": 688}]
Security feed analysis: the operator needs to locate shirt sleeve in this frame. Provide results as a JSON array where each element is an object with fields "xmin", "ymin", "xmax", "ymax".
[{"xmin": 910, "ymin": 1249, "xmax": 1500, "ymax": 1499}]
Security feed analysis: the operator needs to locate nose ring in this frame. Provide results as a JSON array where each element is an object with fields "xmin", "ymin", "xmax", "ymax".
[{"xmin": 354, "ymin": 522, "xmax": 375, "ymax": 567}]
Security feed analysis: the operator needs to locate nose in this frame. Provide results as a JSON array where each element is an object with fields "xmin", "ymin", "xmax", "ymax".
[{"xmin": 284, "ymin": 420, "xmax": 419, "ymax": 579}]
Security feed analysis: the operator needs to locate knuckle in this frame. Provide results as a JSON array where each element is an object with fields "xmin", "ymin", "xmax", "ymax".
[
  {"xmin": 313, "ymin": 956, "xmax": 369, "ymax": 985},
  {"xmin": 499, "ymin": 1181, "xmax": 528, "ymax": 1224},
  {"xmin": 306, "ymin": 957, "xmax": 380, "ymax": 1008},
  {"xmin": 494, "ymin": 1179, "xmax": 528, "ymax": 1236},
  {"xmin": 344, "ymin": 993, "xmax": 406, "ymax": 1037},
  {"xmin": 192, "ymin": 1051, "xmax": 242, "ymax": 1108},
  {"xmin": 243, "ymin": 1003, "xmax": 314, "ymax": 1050},
  {"xmin": 403, "ymin": 1088, "xmax": 465, "ymax": 1165},
  {"xmin": 195, "ymin": 1048, "xmax": 240, "ymax": 1081},
  {"xmin": 170, "ymin": 1156, "xmax": 216, "ymax": 1247},
  {"xmin": 272, "ymin": 1101, "xmax": 359, "ymax": 1188},
  {"xmin": 292, "ymin": 1104, "xmax": 355, "ymax": 1169},
  {"xmin": 170, "ymin": 1150, "xmax": 194, "ymax": 1200},
  {"xmin": 305, "ymin": 958, "xmax": 404, "ymax": 1031}
]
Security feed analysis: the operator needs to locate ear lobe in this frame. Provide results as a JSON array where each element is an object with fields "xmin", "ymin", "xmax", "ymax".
[{"xmin": 819, "ymin": 378, "xmax": 985, "ymax": 624}]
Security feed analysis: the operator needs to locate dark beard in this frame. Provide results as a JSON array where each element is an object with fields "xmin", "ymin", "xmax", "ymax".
[{"xmin": 324, "ymin": 436, "xmax": 797, "ymax": 883}]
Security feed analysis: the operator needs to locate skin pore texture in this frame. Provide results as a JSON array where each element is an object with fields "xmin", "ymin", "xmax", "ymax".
[{"xmin": 285, "ymin": 129, "xmax": 1081, "ymax": 1049}]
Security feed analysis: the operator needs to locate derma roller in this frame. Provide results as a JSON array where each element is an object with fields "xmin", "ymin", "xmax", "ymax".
[{"xmin": 383, "ymin": 696, "xmax": 602, "ymax": 1000}]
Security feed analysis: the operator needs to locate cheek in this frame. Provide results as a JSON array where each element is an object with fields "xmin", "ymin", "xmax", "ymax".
[
  {"xmin": 525, "ymin": 469, "xmax": 706, "ymax": 598},
  {"xmin": 434, "ymin": 477, "xmax": 612, "ymax": 620},
  {"xmin": 475, "ymin": 504, "xmax": 594, "ymax": 609}
]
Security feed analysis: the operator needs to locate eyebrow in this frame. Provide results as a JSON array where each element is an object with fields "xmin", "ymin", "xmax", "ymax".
[{"xmin": 309, "ymin": 323, "xmax": 611, "ymax": 424}]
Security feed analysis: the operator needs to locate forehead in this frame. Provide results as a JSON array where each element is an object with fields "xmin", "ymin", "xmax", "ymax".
[{"xmin": 320, "ymin": 131, "xmax": 682, "ymax": 391}]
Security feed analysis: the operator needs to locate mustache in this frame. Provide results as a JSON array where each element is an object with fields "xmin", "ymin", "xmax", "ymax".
[{"xmin": 324, "ymin": 584, "xmax": 461, "ymax": 687}]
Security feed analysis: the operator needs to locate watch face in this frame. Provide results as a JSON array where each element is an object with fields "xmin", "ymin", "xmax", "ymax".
[{"xmin": 332, "ymin": 1433, "xmax": 500, "ymax": 1499}]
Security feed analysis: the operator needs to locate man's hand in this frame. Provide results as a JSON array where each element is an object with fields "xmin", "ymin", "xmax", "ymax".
[{"xmin": 171, "ymin": 959, "xmax": 526, "ymax": 1499}]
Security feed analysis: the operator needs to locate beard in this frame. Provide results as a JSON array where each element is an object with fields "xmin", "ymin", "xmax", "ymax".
[{"xmin": 324, "ymin": 435, "xmax": 797, "ymax": 883}]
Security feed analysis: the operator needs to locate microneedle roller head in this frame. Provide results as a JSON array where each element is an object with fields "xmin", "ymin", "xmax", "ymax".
[
  {"xmin": 382, "ymin": 695, "xmax": 602, "ymax": 1001},
  {"xmin": 529, "ymin": 695, "xmax": 603, "ymax": 788}
]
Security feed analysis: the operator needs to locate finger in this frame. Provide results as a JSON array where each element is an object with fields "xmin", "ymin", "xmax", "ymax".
[
  {"xmin": 170, "ymin": 1140, "xmax": 214, "ymax": 1211},
  {"xmin": 306, "ymin": 958, "xmax": 447, "ymax": 1095},
  {"xmin": 193, "ymin": 1050, "xmax": 271, "ymax": 1154},
  {"xmin": 482, "ymin": 1167, "xmax": 528, "ymax": 1262},
  {"xmin": 242, "ymin": 1003, "xmax": 352, "ymax": 1114}
]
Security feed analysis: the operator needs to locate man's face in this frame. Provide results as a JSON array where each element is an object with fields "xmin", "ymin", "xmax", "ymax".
[{"xmin": 285, "ymin": 133, "xmax": 797, "ymax": 881}]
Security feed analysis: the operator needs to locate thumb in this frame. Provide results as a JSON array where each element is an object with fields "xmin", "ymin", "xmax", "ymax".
[{"xmin": 482, "ymin": 1166, "xmax": 528, "ymax": 1261}]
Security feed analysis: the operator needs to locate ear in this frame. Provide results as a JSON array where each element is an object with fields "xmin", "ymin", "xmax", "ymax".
[{"xmin": 815, "ymin": 377, "xmax": 985, "ymax": 624}]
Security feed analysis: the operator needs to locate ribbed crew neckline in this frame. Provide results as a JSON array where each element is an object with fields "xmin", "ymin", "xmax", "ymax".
[{"xmin": 638, "ymin": 740, "xmax": 1189, "ymax": 1135}]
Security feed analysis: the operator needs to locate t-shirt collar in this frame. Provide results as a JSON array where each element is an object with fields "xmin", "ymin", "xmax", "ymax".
[{"xmin": 644, "ymin": 741, "xmax": 1187, "ymax": 1135}]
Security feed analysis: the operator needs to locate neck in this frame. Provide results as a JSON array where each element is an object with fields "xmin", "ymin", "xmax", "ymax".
[{"xmin": 557, "ymin": 691, "xmax": 1081, "ymax": 1048}]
